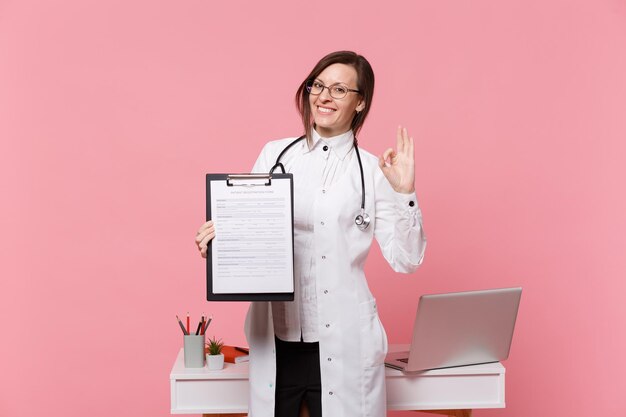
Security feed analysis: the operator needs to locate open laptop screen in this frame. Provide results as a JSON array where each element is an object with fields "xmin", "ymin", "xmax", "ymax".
[{"xmin": 386, "ymin": 287, "xmax": 522, "ymax": 372}]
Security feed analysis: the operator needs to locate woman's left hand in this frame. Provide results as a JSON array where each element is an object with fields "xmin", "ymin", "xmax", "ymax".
[{"xmin": 378, "ymin": 126, "xmax": 415, "ymax": 194}]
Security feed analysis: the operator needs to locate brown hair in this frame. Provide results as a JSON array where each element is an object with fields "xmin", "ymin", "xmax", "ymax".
[{"xmin": 295, "ymin": 51, "xmax": 375, "ymax": 143}]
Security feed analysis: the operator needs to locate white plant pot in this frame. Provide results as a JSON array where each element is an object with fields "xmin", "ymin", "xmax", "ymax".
[{"xmin": 207, "ymin": 353, "xmax": 224, "ymax": 370}]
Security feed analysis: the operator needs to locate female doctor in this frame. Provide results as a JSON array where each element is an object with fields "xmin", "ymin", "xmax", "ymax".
[{"xmin": 195, "ymin": 51, "xmax": 426, "ymax": 417}]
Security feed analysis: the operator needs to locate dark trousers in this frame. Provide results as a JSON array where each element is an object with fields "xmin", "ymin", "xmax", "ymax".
[{"xmin": 274, "ymin": 336, "xmax": 322, "ymax": 417}]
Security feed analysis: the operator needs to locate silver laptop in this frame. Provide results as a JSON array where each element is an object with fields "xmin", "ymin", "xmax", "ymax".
[{"xmin": 385, "ymin": 287, "xmax": 522, "ymax": 372}]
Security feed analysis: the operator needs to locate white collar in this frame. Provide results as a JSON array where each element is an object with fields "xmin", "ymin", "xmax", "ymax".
[{"xmin": 306, "ymin": 129, "xmax": 354, "ymax": 160}]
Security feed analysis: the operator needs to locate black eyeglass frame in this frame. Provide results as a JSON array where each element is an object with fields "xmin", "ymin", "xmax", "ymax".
[{"xmin": 305, "ymin": 80, "xmax": 361, "ymax": 99}]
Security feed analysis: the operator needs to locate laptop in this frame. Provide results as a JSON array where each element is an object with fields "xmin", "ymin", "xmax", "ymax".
[{"xmin": 385, "ymin": 287, "xmax": 522, "ymax": 372}]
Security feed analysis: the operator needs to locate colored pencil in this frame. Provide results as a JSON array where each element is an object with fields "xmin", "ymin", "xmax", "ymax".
[{"xmin": 176, "ymin": 315, "xmax": 188, "ymax": 335}]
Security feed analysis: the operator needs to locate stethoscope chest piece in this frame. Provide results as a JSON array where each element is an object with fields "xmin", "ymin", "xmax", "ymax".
[{"xmin": 355, "ymin": 209, "xmax": 371, "ymax": 231}]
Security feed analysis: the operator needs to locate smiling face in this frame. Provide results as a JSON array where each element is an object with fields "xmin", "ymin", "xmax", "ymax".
[{"xmin": 309, "ymin": 63, "xmax": 365, "ymax": 138}]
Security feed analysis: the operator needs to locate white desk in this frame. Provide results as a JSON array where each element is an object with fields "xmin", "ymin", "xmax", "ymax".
[{"xmin": 170, "ymin": 345, "xmax": 505, "ymax": 417}]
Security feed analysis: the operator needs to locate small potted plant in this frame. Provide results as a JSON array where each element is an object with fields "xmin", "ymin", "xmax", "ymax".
[{"xmin": 206, "ymin": 336, "xmax": 225, "ymax": 370}]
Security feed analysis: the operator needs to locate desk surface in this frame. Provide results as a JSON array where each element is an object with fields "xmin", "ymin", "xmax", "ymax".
[{"xmin": 170, "ymin": 344, "xmax": 505, "ymax": 414}]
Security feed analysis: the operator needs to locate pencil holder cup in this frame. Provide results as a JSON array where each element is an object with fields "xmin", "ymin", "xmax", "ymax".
[{"xmin": 183, "ymin": 334, "xmax": 206, "ymax": 368}]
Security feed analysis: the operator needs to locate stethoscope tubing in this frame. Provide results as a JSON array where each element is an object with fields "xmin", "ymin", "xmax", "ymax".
[{"xmin": 270, "ymin": 135, "xmax": 370, "ymax": 230}]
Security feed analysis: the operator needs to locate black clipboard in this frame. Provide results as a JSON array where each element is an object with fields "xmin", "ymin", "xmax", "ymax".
[{"xmin": 206, "ymin": 173, "xmax": 295, "ymax": 301}]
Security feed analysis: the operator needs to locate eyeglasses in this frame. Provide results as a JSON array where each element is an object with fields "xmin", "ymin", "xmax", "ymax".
[{"xmin": 305, "ymin": 80, "xmax": 360, "ymax": 99}]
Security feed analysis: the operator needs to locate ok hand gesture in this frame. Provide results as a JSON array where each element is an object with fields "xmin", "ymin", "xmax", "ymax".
[{"xmin": 378, "ymin": 126, "xmax": 415, "ymax": 194}]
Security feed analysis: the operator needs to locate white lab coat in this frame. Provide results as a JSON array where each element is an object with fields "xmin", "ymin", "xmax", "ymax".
[{"xmin": 244, "ymin": 136, "xmax": 426, "ymax": 417}]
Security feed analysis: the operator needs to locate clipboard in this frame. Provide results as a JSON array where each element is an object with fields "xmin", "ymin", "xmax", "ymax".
[{"xmin": 206, "ymin": 173, "xmax": 295, "ymax": 301}]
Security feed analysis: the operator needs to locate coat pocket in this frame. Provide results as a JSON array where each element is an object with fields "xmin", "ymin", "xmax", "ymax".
[{"xmin": 358, "ymin": 299, "xmax": 389, "ymax": 368}]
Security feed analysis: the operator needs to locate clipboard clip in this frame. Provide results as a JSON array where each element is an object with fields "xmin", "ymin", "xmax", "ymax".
[{"xmin": 226, "ymin": 174, "xmax": 272, "ymax": 187}]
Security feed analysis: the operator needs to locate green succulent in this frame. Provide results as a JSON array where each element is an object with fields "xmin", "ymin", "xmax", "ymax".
[{"xmin": 207, "ymin": 336, "xmax": 224, "ymax": 355}]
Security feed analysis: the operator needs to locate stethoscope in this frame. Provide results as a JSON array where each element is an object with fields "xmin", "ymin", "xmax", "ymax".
[{"xmin": 270, "ymin": 135, "xmax": 371, "ymax": 231}]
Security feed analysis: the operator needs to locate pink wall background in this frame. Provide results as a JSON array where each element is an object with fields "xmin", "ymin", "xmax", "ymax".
[{"xmin": 1, "ymin": 1, "xmax": 625, "ymax": 416}]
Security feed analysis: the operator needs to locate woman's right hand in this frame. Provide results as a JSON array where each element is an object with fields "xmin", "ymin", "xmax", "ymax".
[{"xmin": 195, "ymin": 220, "xmax": 215, "ymax": 258}]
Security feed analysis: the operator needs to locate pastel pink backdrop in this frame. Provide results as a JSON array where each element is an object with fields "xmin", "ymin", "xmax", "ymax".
[{"xmin": 1, "ymin": 1, "xmax": 625, "ymax": 416}]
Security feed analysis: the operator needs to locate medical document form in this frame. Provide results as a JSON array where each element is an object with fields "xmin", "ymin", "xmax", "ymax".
[{"xmin": 206, "ymin": 174, "xmax": 295, "ymax": 301}]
